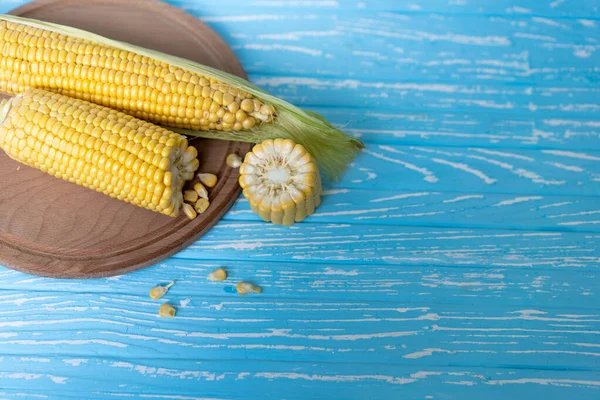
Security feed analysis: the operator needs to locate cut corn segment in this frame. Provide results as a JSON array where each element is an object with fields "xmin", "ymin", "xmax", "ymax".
[
  {"xmin": 0, "ymin": 88, "xmax": 198, "ymax": 217},
  {"xmin": 198, "ymin": 173, "xmax": 217, "ymax": 188},
  {"xmin": 239, "ymin": 139, "xmax": 322, "ymax": 226},
  {"xmin": 150, "ymin": 281, "xmax": 174, "ymax": 300},
  {"xmin": 158, "ymin": 303, "xmax": 176, "ymax": 318},
  {"xmin": 207, "ymin": 267, "xmax": 227, "ymax": 281},
  {"xmin": 236, "ymin": 282, "xmax": 262, "ymax": 295},
  {"xmin": 0, "ymin": 15, "xmax": 363, "ymax": 179}
]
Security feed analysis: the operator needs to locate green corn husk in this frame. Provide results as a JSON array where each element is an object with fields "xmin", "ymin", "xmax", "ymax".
[{"xmin": 0, "ymin": 14, "xmax": 363, "ymax": 179}]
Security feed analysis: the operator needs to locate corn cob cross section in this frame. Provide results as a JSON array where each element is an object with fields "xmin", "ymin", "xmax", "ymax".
[
  {"xmin": 0, "ymin": 88, "xmax": 199, "ymax": 217},
  {"xmin": 239, "ymin": 139, "xmax": 322, "ymax": 226}
]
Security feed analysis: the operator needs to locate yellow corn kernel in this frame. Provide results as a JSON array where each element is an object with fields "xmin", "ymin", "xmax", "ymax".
[
  {"xmin": 226, "ymin": 153, "xmax": 242, "ymax": 168},
  {"xmin": 0, "ymin": 88, "xmax": 198, "ymax": 217},
  {"xmin": 195, "ymin": 198, "xmax": 210, "ymax": 214},
  {"xmin": 149, "ymin": 281, "xmax": 174, "ymax": 299},
  {"xmin": 182, "ymin": 203, "xmax": 197, "ymax": 220},
  {"xmin": 198, "ymin": 172, "xmax": 217, "ymax": 188},
  {"xmin": 207, "ymin": 267, "xmax": 227, "ymax": 281},
  {"xmin": 194, "ymin": 182, "xmax": 208, "ymax": 200},
  {"xmin": 236, "ymin": 282, "xmax": 262, "ymax": 295},
  {"xmin": 158, "ymin": 303, "xmax": 176, "ymax": 318},
  {"xmin": 183, "ymin": 189, "xmax": 198, "ymax": 203}
]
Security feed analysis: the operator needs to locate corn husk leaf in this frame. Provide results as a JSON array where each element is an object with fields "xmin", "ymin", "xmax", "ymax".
[{"xmin": 0, "ymin": 14, "xmax": 363, "ymax": 179}]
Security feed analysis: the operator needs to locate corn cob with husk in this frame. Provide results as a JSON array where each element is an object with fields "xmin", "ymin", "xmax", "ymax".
[
  {"xmin": 0, "ymin": 88, "xmax": 199, "ymax": 217},
  {"xmin": 0, "ymin": 14, "xmax": 363, "ymax": 179}
]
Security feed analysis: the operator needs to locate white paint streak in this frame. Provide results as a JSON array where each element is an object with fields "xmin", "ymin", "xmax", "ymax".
[
  {"xmin": 254, "ymin": 372, "xmax": 416, "ymax": 385},
  {"xmin": 244, "ymin": 43, "xmax": 323, "ymax": 56},
  {"xmin": 492, "ymin": 196, "xmax": 543, "ymax": 207},
  {"xmin": 467, "ymin": 155, "xmax": 565, "ymax": 185},
  {"xmin": 1, "ymin": 339, "xmax": 127, "ymax": 348},
  {"xmin": 370, "ymin": 192, "xmax": 433, "ymax": 203},
  {"xmin": 312, "ymin": 207, "xmax": 398, "ymax": 217},
  {"xmin": 431, "ymin": 158, "xmax": 497, "ymax": 184},
  {"xmin": 545, "ymin": 162, "xmax": 584, "ymax": 172},
  {"xmin": 559, "ymin": 220, "xmax": 600, "ymax": 226},
  {"xmin": 154, "ymin": 327, "xmax": 417, "ymax": 341},
  {"xmin": 49, "ymin": 376, "xmax": 68, "ymax": 384},
  {"xmin": 323, "ymin": 189, "xmax": 350, "ymax": 195},
  {"xmin": 542, "ymin": 150, "xmax": 600, "ymax": 161},
  {"xmin": 549, "ymin": 210, "xmax": 600, "ymax": 219},
  {"xmin": 579, "ymin": 19, "xmax": 596, "ymax": 27},
  {"xmin": 364, "ymin": 149, "xmax": 438, "ymax": 182},
  {"xmin": 471, "ymin": 149, "xmax": 534, "ymax": 161},
  {"xmin": 180, "ymin": 298, "xmax": 192, "ymax": 307},
  {"xmin": 201, "ymin": 14, "xmax": 317, "ymax": 22},
  {"xmin": 257, "ymin": 30, "xmax": 340, "ymax": 40},
  {"xmin": 62, "ymin": 359, "xmax": 88, "ymax": 367},
  {"xmin": 323, "ymin": 267, "xmax": 359, "ymax": 276},
  {"xmin": 443, "ymin": 195, "xmax": 484, "ymax": 203},
  {"xmin": 486, "ymin": 378, "xmax": 600, "ymax": 387},
  {"xmin": 539, "ymin": 202, "xmax": 572, "ymax": 209}
]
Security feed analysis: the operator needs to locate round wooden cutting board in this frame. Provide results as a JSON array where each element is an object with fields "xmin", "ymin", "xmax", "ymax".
[{"xmin": 0, "ymin": 0, "xmax": 252, "ymax": 278}]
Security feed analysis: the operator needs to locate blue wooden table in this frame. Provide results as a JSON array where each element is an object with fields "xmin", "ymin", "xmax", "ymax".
[{"xmin": 1, "ymin": 0, "xmax": 599, "ymax": 398}]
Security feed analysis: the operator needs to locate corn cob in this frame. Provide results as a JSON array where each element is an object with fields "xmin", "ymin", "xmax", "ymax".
[
  {"xmin": 0, "ymin": 88, "xmax": 199, "ymax": 217},
  {"xmin": 0, "ymin": 15, "xmax": 363, "ymax": 179},
  {"xmin": 239, "ymin": 138, "xmax": 321, "ymax": 226},
  {"xmin": 0, "ymin": 19, "xmax": 274, "ymax": 131}
]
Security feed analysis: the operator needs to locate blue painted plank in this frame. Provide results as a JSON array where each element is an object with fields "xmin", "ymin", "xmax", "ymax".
[
  {"xmin": 251, "ymin": 75, "xmax": 600, "ymax": 116},
  {"xmin": 0, "ymin": 258, "xmax": 595, "ymax": 309},
  {"xmin": 1, "ymin": 357, "xmax": 600, "ymax": 400},
  {"xmin": 189, "ymin": 9, "xmax": 600, "ymax": 85},
  {"xmin": 225, "ymin": 190, "xmax": 600, "ymax": 232},
  {"xmin": 333, "ymin": 145, "xmax": 600, "ymax": 196},
  {"xmin": 172, "ymin": 0, "xmax": 600, "ymax": 18},
  {"xmin": 172, "ymin": 221, "xmax": 600, "ymax": 269},
  {"xmin": 326, "ymin": 145, "xmax": 600, "ymax": 196},
  {"xmin": 0, "ymin": 289, "xmax": 598, "ymax": 367},
  {"xmin": 3, "ymin": 2, "xmax": 600, "ymax": 87},
  {"xmin": 315, "ymin": 107, "xmax": 600, "ymax": 150}
]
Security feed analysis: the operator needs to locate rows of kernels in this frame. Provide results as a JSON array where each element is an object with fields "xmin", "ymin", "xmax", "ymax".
[
  {"xmin": 0, "ymin": 20, "xmax": 276, "ymax": 132},
  {"xmin": 239, "ymin": 139, "xmax": 321, "ymax": 226},
  {"xmin": 0, "ymin": 89, "xmax": 197, "ymax": 217}
]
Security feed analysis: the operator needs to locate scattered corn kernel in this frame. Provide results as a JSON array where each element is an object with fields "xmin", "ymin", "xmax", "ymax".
[
  {"xmin": 184, "ymin": 190, "xmax": 199, "ymax": 203},
  {"xmin": 198, "ymin": 173, "xmax": 218, "ymax": 188},
  {"xmin": 194, "ymin": 182, "xmax": 209, "ymax": 200},
  {"xmin": 207, "ymin": 267, "xmax": 227, "ymax": 281},
  {"xmin": 149, "ymin": 281, "xmax": 174, "ymax": 300},
  {"xmin": 236, "ymin": 282, "xmax": 262, "ymax": 295},
  {"xmin": 158, "ymin": 303, "xmax": 176, "ymax": 318},
  {"xmin": 226, "ymin": 153, "xmax": 242, "ymax": 168},
  {"xmin": 182, "ymin": 203, "xmax": 197, "ymax": 220},
  {"xmin": 195, "ymin": 198, "xmax": 210, "ymax": 214}
]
